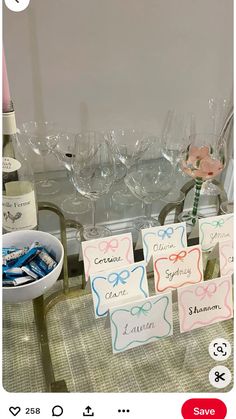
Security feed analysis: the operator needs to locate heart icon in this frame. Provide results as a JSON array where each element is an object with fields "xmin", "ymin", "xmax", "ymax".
[{"xmin": 9, "ymin": 407, "xmax": 21, "ymax": 417}]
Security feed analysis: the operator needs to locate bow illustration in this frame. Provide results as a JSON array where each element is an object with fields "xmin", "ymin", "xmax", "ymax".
[
  {"xmin": 169, "ymin": 250, "xmax": 187, "ymax": 263},
  {"xmin": 195, "ymin": 283, "xmax": 217, "ymax": 300},
  {"xmin": 131, "ymin": 301, "xmax": 152, "ymax": 317},
  {"xmin": 157, "ymin": 227, "xmax": 174, "ymax": 240},
  {"xmin": 99, "ymin": 238, "xmax": 119, "ymax": 253},
  {"xmin": 212, "ymin": 219, "xmax": 224, "ymax": 228},
  {"xmin": 107, "ymin": 270, "xmax": 130, "ymax": 287}
]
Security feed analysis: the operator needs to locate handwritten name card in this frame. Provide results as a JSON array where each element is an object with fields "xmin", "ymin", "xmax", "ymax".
[
  {"xmin": 110, "ymin": 294, "xmax": 173, "ymax": 353},
  {"xmin": 219, "ymin": 240, "xmax": 234, "ymax": 276},
  {"xmin": 142, "ymin": 222, "xmax": 187, "ymax": 264},
  {"xmin": 199, "ymin": 214, "xmax": 233, "ymax": 252},
  {"xmin": 90, "ymin": 261, "xmax": 149, "ymax": 318},
  {"xmin": 154, "ymin": 245, "xmax": 203, "ymax": 294},
  {"xmin": 82, "ymin": 233, "xmax": 134, "ymax": 280},
  {"xmin": 178, "ymin": 276, "xmax": 233, "ymax": 333}
]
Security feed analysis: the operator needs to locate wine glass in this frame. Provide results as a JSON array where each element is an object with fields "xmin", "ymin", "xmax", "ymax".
[
  {"xmin": 71, "ymin": 131, "xmax": 116, "ymax": 240},
  {"xmin": 161, "ymin": 110, "xmax": 194, "ymax": 203},
  {"xmin": 220, "ymin": 201, "xmax": 234, "ymax": 214},
  {"xmin": 124, "ymin": 137, "xmax": 175, "ymax": 230},
  {"xmin": 53, "ymin": 133, "xmax": 91, "ymax": 215},
  {"xmin": 179, "ymin": 133, "xmax": 227, "ymax": 226},
  {"xmin": 106, "ymin": 129, "xmax": 153, "ymax": 206},
  {"xmin": 19, "ymin": 121, "xmax": 60, "ymax": 195},
  {"xmin": 200, "ymin": 98, "xmax": 233, "ymax": 196}
]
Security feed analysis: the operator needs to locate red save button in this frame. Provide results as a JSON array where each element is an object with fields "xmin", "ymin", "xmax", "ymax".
[{"xmin": 182, "ymin": 399, "xmax": 227, "ymax": 418}]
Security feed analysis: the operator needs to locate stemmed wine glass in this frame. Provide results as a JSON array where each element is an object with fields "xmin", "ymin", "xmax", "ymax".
[
  {"xmin": 124, "ymin": 137, "xmax": 175, "ymax": 230},
  {"xmin": 106, "ymin": 129, "xmax": 153, "ymax": 206},
  {"xmin": 220, "ymin": 201, "xmax": 234, "ymax": 214},
  {"xmin": 161, "ymin": 110, "xmax": 194, "ymax": 203},
  {"xmin": 71, "ymin": 131, "xmax": 116, "ymax": 240},
  {"xmin": 19, "ymin": 121, "xmax": 60, "ymax": 195},
  {"xmin": 179, "ymin": 133, "xmax": 227, "ymax": 226},
  {"xmin": 53, "ymin": 133, "xmax": 91, "ymax": 215},
  {"xmin": 200, "ymin": 98, "xmax": 233, "ymax": 196}
]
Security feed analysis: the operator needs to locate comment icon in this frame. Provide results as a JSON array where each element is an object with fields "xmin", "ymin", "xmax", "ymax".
[{"xmin": 52, "ymin": 405, "xmax": 64, "ymax": 417}]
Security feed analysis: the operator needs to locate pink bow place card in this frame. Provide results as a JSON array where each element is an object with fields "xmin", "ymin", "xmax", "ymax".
[
  {"xmin": 110, "ymin": 293, "xmax": 173, "ymax": 353},
  {"xmin": 82, "ymin": 233, "xmax": 134, "ymax": 280},
  {"xmin": 153, "ymin": 245, "xmax": 203, "ymax": 293},
  {"xmin": 178, "ymin": 276, "xmax": 233, "ymax": 333},
  {"xmin": 90, "ymin": 261, "xmax": 149, "ymax": 318},
  {"xmin": 141, "ymin": 222, "xmax": 187, "ymax": 264},
  {"xmin": 199, "ymin": 214, "xmax": 233, "ymax": 252},
  {"xmin": 219, "ymin": 240, "xmax": 234, "ymax": 276}
]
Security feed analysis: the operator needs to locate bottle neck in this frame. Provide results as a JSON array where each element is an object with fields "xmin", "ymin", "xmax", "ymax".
[{"xmin": 3, "ymin": 110, "xmax": 17, "ymax": 136}]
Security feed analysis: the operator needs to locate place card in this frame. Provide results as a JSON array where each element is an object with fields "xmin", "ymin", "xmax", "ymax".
[
  {"xmin": 82, "ymin": 233, "xmax": 134, "ymax": 280},
  {"xmin": 219, "ymin": 240, "xmax": 234, "ymax": 276},
  {"xmin": 178, "ymin": 276, "xmax": 233, "ymax": 333},
  {"xmin": 90, "ymin": 261, "xmax": 149, "ymax": 318},
  {"xmin": 110, "ymin": 293, "xmax": 173, "ymax": 353},
  {"xmin": 142, "ymin": 222, "xmax": 187, "ymax": 264},
  {"xmin": 199, "ymin": 214, "xmax": 233, "ymax": 252},
  {"xmin": 154, "ymin": 245, "xmax": 203, "ymax": 293}
]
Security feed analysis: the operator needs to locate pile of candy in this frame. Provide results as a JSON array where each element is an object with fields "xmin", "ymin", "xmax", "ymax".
[{"xmin": 2, "ymin": 242, "xmax": 58, "ymax": 287}]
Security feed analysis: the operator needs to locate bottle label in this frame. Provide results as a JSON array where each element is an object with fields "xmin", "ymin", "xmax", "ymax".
[
  {"xmin": 2, "ymin": 157, "xmax": 21, "ymax": 173},
  {"xmin": 3, "ymin": 190, "xmax": 37, "ymax": 231}
]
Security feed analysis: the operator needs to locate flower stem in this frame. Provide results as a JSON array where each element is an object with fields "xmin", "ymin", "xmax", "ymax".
[{"xmin": 191, "ymin": 177, "xmax": 203, "ymax": 224}]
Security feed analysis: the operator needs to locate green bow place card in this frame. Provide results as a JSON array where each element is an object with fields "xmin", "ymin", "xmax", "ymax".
[
  {"xmin": 110, "ymin": 294, "xmax": 173, "ymax": 353},
  {"xmin": 199, "ymin": 214, "xmax": 233, "ymax": 252}
]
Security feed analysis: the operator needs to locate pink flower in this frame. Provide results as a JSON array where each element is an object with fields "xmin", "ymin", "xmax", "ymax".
[
  {"xmin": 199, "ymin": 156, "xmax": 224, "ymax": 179},
  {"xmin": 187, "ymin": 145, "xmax": 210, "ymax": 165},
  {"xmin": 182, "ymin": 155, "xmax": 224, "ymax": 180}
]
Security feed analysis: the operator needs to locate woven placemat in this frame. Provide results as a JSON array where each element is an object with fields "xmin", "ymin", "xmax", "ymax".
[{"xmin": 3, "ymin": 281, "xmax": 233, "ymax": 393}]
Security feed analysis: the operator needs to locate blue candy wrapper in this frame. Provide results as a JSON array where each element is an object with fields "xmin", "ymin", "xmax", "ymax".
[
  {"xmin": 28, "ymin": 260, "xmax": 46, "ymax": 278},
  {"xmin": 5, "ymin": 267, "xmax": 24, "ymax": 278},
  {"xmin": 13, "ymin": 247, "xmax": 42, "ymax": 268},
  {"xmin": 37, "ymin": 249, "xmax": 57, "ymax": 271},
  {"xmin": 3, "ymin": 247, "xmax": 29, "ymax": 265},
  {"xmin": 21, "ymin": 265, "xmax": 39, "ymax": 280},
  {"xmin": 2, "ymin": 247, "xmax": 19, "ymax": 256}
]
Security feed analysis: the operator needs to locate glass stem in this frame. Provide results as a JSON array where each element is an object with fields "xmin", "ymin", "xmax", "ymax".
[
  {"xmin": 91, "ymin": 200, "xmax": 96, "ymax": 228},
  {"xmin": 42, "ymin": 154, "xmax": 50, "ymax": 186},
  {"xmin": 191, "ymin": 177, "xmax": 203, "ymax": 223},
  {"xmin": 145, "ymin": 202, "xmax": 152, "ymax": 219},
  {"xmin": 74, "ymin": 190, "xmax": 80, "ymax": 201}
]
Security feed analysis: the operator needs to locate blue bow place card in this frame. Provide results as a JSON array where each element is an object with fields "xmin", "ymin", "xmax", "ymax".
[
  {"xmin": 199, "ymin": 214, "xmax": 233, "ymax": 252},
  {"xmin": 90, "ymin": 261, "xmax": 149, "ymax": 318},
  {"xmin": 110, "ymin": 294, "xmax": 173, "ymax": 353},
  {"xmin": 141, "ymin": 222, "xmax": 187, "ymax": 265}
]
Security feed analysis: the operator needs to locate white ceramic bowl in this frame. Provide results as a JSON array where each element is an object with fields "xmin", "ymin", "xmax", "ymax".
[{"xmin": 3, "ymin": 230, "xmax": 64, "ymax": 303}]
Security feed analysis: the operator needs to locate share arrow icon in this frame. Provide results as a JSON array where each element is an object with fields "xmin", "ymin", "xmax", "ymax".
[{"xmin": 83, "ymin": 406, "xmax": 94, "ymax": 417}]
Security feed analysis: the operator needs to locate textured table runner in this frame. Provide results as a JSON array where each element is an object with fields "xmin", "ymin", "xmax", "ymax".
[{"xmin": 3, "ymin": 278, "xmax": 233, "ymax": 393}]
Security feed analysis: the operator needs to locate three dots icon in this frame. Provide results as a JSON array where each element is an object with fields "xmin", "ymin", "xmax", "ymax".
[{"xmin": 118, "ymin": 409, "xmax": 130, "ymax": 413}]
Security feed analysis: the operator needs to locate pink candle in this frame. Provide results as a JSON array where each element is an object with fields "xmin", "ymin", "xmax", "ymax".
[{"xmin": 2, "ymin": 47, "xmax": 11, "ymax": 112}]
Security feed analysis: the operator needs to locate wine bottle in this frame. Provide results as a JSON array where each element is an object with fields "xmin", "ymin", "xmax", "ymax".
[{"xmin": 2, "ymin": 102, "xmax": 38, "ymax": 233}]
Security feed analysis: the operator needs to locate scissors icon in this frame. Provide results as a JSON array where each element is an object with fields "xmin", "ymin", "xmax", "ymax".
[{"xmin": 214, "ymin": 371, "xmax": 225, "ymax": 382}]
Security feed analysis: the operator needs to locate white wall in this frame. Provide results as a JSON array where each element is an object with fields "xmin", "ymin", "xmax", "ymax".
[{"xmin": 3, "ymin": 0, "xmax": 233, "ymax": 133}]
